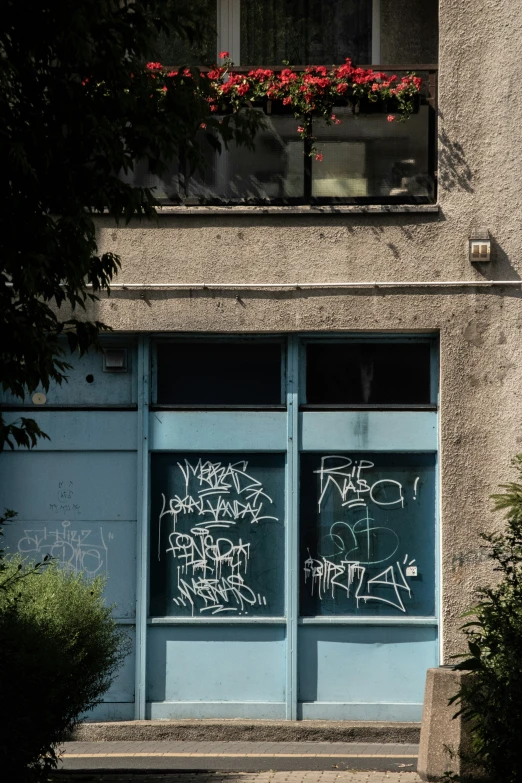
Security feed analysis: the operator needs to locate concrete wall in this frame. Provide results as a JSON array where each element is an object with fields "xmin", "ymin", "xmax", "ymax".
[{"xmin": 86, "ymin": 0, "xmax": 522, "ymax": 659}]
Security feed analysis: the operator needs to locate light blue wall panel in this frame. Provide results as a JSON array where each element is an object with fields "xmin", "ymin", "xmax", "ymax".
[
  {"xmin": 148, "ymin": 701, "xmax": 286, "ymax": 719},
  {"xmin": 147, "ymin": 626, "xmax": 286, "ymax": 703},
  {"xmin": 86, "ymin": 703, "xmax": 135, "ymax": 721},
  {"xmin": 298, "ymin": 702, "xmax": 424, "ymax": 721},
  {"xmin": 83, "ymin": 623, "xmax": 135, "ymax": 720},
  {"xmin": 0, "ymin": 451, "xmax": 137, "ymax": 520},
  {"xmin": 150, "ymin": 412, "xmax": 287, "ymax": 451},
  {"xmin": 298, "ymin": 625, "xmax": 438, "ymax": 705},
  {"xmin": 1, "ymin": 412, "xmax": 137, "ymax": 451},
  {"xmin": 101, "ymin": 626, "xmax": 136, "ymax": 703},
  {"xmin": 2, "ymin": 519, "xmax": 136, "ymax": 618},
  {"xmin": 0, "ymin": 342, "xmax": 136, "ymax": 407},
  {"xmin": 300, "ymin": 412, "xmax": 437, "ymax": 451}
]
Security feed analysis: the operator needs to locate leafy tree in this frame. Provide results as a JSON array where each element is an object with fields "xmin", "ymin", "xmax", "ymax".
[
  {"xmin": 451, "ymin": 455, "xmax": 522, "ymax": 783},
  {"xmin": 0, "ymin": 0, "xmax": 260, "ymax": 450}
]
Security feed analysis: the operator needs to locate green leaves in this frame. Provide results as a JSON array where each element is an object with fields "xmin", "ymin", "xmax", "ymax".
[{"xmin": 450, "ymin": 455, "xmax": 522, "ymax": 783}]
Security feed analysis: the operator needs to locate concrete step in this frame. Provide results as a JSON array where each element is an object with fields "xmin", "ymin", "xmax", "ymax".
[{"xmin": 72, "ymin": 720, "xmax": 421, "ymax": 745}]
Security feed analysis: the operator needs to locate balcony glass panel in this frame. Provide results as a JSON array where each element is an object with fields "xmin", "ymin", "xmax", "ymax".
[
  {"xmin": 122, "ymin": 70, "xmax": 436, "ymax": 206},
  {"xmin": 312, "ymin": 105, "xmax": 434, "ymax": 202},
  {"xmin": 126, "ymin": 114, "xmax": 305, "ymax": 204}
]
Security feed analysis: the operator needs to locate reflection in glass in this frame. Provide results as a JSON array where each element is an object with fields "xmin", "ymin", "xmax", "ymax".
[{"xmin": 312, "ymin": 105, "xmax": 434, "ymax": 201}]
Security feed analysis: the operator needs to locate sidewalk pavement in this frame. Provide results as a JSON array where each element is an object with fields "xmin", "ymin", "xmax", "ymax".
[
  {"xmin": 52, "ymin": 772, "xmax": 422, "ymax": 783},
  {"xmin": 53, "ymin": 741, "xmax": 422, "ymax": 781}
]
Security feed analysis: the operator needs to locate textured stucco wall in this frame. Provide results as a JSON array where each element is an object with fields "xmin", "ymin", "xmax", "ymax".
[{"xmin": 87, "ymin": 0, "xmax": 522, "ymax": 659}]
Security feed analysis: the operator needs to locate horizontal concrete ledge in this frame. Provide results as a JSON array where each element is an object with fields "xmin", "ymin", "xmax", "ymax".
[
  {"xmin": 154, "ymin": 205, "xmax": 439, "ymax": 216},
  {"xmin": 72, "ymin": 719, "xmax": 421, "ymax": 744}
]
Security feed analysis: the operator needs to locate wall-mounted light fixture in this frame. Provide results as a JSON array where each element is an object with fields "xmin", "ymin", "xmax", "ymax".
[
  {"xmin": 469, "ymin": 228, "xmax": 491, "ymax": 263},
  {"xmin": 103, "ymin": 348, "xmax": 128, "ymax": 373}
]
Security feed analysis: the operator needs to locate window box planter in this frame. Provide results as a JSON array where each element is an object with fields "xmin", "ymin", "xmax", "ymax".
[{"xmin": 353, "ymin": 93, "xmax": 421, "ymax": 115}]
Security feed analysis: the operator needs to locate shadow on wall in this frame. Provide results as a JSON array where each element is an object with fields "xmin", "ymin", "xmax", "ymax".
[
  {"xmin": 472, "ymin": 234, "xmax": 522, "ymax": 282},
  {"xmin": 438, "ymin": 111, "xmax": 474, "ymax": 194}
]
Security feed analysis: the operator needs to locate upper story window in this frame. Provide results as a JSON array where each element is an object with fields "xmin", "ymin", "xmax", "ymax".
[
  {"xmin": 159, "ymin": 1, "xmax": 438, "ymax": 68},
  {"xmin": 233, "ymin": 0, "xmax": 372, "ymax": 66}
]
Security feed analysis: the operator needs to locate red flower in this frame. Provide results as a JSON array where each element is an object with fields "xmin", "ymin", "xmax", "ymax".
[
  {"xmin": 387, "ymin": 115, "xmax": 396, "ymax": 122},
  {"xmin": 146, "ymin": 62, "xmax": 163, "ymax": 70},
  {"xmin": 219, "ymin": 51, "xmax": 229, "ymax": 59},
  {"xmin": 315, "ymin": 153, "xmax": 323, "ymax": 162}
]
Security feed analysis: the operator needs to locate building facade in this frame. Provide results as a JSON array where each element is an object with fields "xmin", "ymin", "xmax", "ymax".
[{"xmin": 2, "ymin": 0, "xmax": 522, "ymax": 723}]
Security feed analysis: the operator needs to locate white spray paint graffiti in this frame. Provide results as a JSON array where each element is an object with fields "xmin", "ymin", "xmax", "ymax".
[
  {"xmin": 158, "ymin": 459, "xmax": 277, "ymax": 615},
  {"xmin": 17, "ymin": 520, "xmax": 110, "ymax": 578},
  {"xmin": 304, "ymin": 456, "xmax": 420, "ymax": 613}
]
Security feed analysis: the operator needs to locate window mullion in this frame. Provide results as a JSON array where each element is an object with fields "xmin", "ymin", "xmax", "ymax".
[{"xmin": 217, "ymin": 0, "xmax": 241, "ymax": 64}]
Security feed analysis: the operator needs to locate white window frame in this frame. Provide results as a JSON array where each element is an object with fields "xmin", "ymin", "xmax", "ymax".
[{"xmin": 216, "ymin": 0, "xmax": 381, "ymax": 66}]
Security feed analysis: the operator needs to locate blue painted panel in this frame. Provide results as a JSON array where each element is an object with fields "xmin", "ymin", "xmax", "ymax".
[
  {"xmin": 0, "ymin": 342, "xmax": 136, "ymax": 406},
  {"xmin": 300, "ymin": 412, "xmax": 437, "ymax": 451},
  {"xmin": 1, "ymin": 412, "xmax": 137, "ymax": 451},
  {"xmin": 147, "ymin": 626, "xmax": 286, "ymax": 703},
  {"xmin": 0, "ymin": 451, "xmax": 137, "ymax": 520},
  {"xmin": 299, "ymin": 702, "xmax": 423, "ymax": 721},
  {"xmin": 85, "ymin": 703, "xmax": 135, "ymax": 721},
  {"xmin": 150, "ymin": 412, "xmax": 287, "ymax": 451},
  {"xmin": 102, "ymin": 626, "xmax": 136, "ymax": 702},
  {"xmin": 298, "ymin": 625, "xmax": 438, "ymax": 705},
  {"xmin": 2, "ymin": 519, "xmax": 136, "ymax": 618},
  {"xmin": 148, "ymin": 701, "xmax": 286, "ymax": 719}
]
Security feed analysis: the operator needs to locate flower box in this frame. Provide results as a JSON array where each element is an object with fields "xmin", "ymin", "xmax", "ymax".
[{"xmin": 353, "ymin": 93, "xmax": 421, "ymax": 116}]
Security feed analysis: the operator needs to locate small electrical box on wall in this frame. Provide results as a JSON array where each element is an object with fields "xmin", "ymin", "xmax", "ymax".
[
  {"xmin": 469, "ymin": 228, "xmax": 491, "ymax": 263},
  {"xmin": 103, "ymin": 348, "xmax": 128, "ymax": 373}
]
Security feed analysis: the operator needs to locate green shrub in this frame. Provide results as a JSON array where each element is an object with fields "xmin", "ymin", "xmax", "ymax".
[
  {"xmin": 0, "ymin": 557, "xmax": 130, "ymax": 780},
  {"xmin": 452, "ymin": 455, "xmax": 522, "ymax": 783}
]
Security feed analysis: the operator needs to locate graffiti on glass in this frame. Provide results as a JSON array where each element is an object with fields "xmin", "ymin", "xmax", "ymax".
[
  {"xmin": 304, "ymin": 456, "xmax": 420, "ymax": 613},
  {"xmin": 158, "ymin": 459, "xmax": 278, "ymax": 615}
]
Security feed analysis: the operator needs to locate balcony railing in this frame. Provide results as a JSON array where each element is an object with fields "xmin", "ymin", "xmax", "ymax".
[{"xmin": 126, "ymin": 65, "xmax": 438, "ymax": 207}]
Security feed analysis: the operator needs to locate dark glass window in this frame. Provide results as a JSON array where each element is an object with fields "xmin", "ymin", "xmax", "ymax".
[
  {"xmin": 155, "ymin": 0, "xmax": 217, "ymax": 66},
  {"xmin": 240, "ymin": 0, "xmax": 372, "ymax": 66},
  {"xmin": 156, "ymin": 342, "xmax": 283, "ymax": 405},
  {"xmin": 306, "ymin": 342, "xmax": 431, "ymax": 405},
  {"xmin": 300, "ymin": 452, "xmax": 436, "ymax": 617},
  {"xmin": 150, "ymin": 452, "xmax": 285, "ymax": 617}
]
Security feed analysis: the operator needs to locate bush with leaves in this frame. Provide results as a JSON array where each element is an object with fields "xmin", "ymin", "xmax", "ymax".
[
  {"xmin": 451, "ymin": 455, "xmax": 522, "ymax": 783},
  {"xmin": 0, "ymin": 557, "xmax": 130, "ymax": 781}
]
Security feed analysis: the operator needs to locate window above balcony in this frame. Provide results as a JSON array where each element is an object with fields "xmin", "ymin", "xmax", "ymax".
[{"xmin": 158, "ymin": 0, "xmax": 439, "ymax": 69}]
